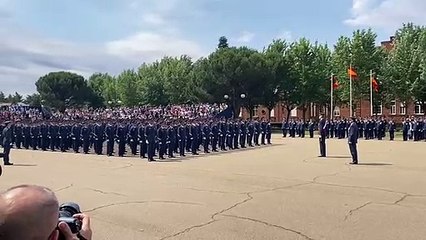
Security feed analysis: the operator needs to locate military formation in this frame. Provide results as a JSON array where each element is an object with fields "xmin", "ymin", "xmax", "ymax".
[
  {"xmin": 0, "ymin": 118, "xmax": 272, "ymax": 162},
  {"xmin": 281, "ymin": 117, "xmax": 426, "ymax": 142}
]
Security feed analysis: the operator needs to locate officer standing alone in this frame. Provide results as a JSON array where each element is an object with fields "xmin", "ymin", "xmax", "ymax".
[
  {"xmin": 348, "ymin": 117, "xmax": 359, "ymax": 165},
  {"xmin": 318, "ymin": 115, "xmax": 327, "ymax": 158},
  {"xmin": 2, "ymin": 121, "xmax": 14, "ymax": 166}
]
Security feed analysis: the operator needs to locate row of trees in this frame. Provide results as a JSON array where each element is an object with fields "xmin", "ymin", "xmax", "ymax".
[{"xmin": 3, "ymin": 23, "xmax": 426, "ymax": 119}]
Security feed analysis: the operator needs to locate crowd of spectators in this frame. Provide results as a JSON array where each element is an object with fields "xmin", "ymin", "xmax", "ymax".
[{"xmin": 0, "ymin": 103, "xmax": 228, "ymax": 123}]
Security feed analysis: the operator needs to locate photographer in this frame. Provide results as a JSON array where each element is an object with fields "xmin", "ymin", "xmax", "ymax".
[{"xmin": 0, "ymin": 185, "xmax": 92, "ymax": 240}]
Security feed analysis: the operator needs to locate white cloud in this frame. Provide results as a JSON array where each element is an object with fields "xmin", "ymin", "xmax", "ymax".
[
  {"xmin": 345, "ymin": 0, "xmax": 426, "ymax": 30},
  {"xmin": 106, "ymin": 31, "xmax": 205, "ymax": 62},
  {"xmin": 235, "ymin": 31, "xmax": 255, "ymax": 43},
  {"xmin": 0, "ymin": 0, "xmax": 206, "ymax": 95}
]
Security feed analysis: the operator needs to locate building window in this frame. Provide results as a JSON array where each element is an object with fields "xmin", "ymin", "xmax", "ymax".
[
  {"xmin": 270, "ymin": 109, "xmax": 275, "ymax": 117},
  {"xmin": 290, "ymin": 107, "xmax": 297, "ymax": 117},
  {"xmin": 373, "ymin": 102, "xmax": 382, "ymax": 115},
  {"xmin": 415, "ymin": 102, "xmax": 425, "ymax": 115},
  {"xmin": 252, "ymin": 106, "xmax": 258, "ymax": 117},
  {"xmin": 390, "ymin": 101, "xmax": 396, "ymax": 115},
  {"xmin": 333, "ymin": 106, "xmax": 341, "ymax": 117},
  {"xmin": 399, "ymin": 103, "xmax": 406, "ymax": 115}
]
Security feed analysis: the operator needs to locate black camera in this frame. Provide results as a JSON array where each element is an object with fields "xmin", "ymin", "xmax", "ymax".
[{"xmin": 58, "ymin": 202, "xmax": 82, "ymax": 240}]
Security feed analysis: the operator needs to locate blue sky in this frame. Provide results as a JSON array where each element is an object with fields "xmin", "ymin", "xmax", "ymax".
[{"xmin": 1, "ymin": 0, "xmax": 426, "ymax": 94}]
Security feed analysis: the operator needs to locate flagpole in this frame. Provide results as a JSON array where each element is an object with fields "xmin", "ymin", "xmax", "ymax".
[
  {"xmin": 370, "ymin": 70, "xmax": 373, "ymax": 116},
  {"xmin": 349, "ymin": 55, "xmax": 353, "ymax": 117},
  {"xmin": 330, "ymin": 73, "xmax": 334, "ymax": 120}
]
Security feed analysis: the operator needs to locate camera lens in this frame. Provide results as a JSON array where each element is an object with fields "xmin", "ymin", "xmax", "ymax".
[{"xmin": 59, "ymin": 202, "xmax": 81, "ymax": 218}]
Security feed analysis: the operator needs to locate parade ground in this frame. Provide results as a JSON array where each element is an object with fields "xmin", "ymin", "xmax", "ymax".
[{"xmin": 1, "ymin": 135, "xmax": 426, "ymax": 240}]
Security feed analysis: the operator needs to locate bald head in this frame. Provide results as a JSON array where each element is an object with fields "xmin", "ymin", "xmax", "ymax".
[{"xmin": 0, "ymin": 185, "xmax": 59, "ymax": 240}]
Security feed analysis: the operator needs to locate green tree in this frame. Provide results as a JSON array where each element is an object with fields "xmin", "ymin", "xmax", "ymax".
[
  {"xmin": 382, "ymin": 23, "xmax": 424, "ymax": 112},
  {"xmin": 160, "ymin": 56, "xmax": 197, "ymax": 104},
  {"xmin": 218, "ymin": 36, "xmax": 229, "ymax": 49},
  {"xmin": 117, "ymin": 69, "xmax": 141, "ymax": 107},
  {"xmin": 312, "ymin": 43, "xmax": 333, "ymax": 111},
  {"xmin": 88, "ymin": 73, "xmax": 114, "ymax": 105},
  {"xmin": 197, "ymin": 46, "xmax": 266, "ymax": 117},
  {"xmin": 24, "ymin": 93, "xmax": 42, "ymax": 106},
  {"xmin": 263, "ymin": 39, "xmax": 290, "ymax": 119},
  {"xmin": 414, "ymin": 27, "xmax": 426, "ymax": 110},
  {"xmin": 138, "ymin": 63, "xmax": 169, "ymax": 106},
  {"xmin": 0, "ymin": 92, "xmax": 5, "ymax": 102},
  {"xmin": 332, "ymin": 29, "xmax": 384, "ymax": 116},
  {"xmin": 287, "ymin": 38, "xmax": 330, "ymax": 121},
  {"xmin": 35, "ymin": 71, "xmax": 94, "ymax": 110}
]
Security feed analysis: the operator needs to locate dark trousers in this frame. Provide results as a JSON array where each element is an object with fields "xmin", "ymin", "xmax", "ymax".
[
  {"xmin": 147, "ymin": 142, "xmax": 155, "ymax": 161},
  {"xmin": 403, "ymin": 131, "xmax": 408, "ymax": 141},
  {"xmin": 140, "ymin": 142, "xmax": 147, "ymax": 158},
  {"xmin": 107, "ymin": 140, "xmax": 114, "ymax": 156},
  {"xmin": 3, "ymin": 145, "xmax": 11, "ymax": 164},
  {"xmin": 129, "ymin": 139, "xmax": 137, "ymax": 155},
  {"xmin": 15, "ymin": 138, "xmax": 22, "ymax": 149},
  {"xmin": 203, "ymin": 138, "xmax": 209, "ymax": 153},
  {"xmin": 261, "ymin": 133, "xmax": 266, "ymax": 145},
  {"xmin": 118, "ymin": 142, "xmax": 126, "ymax": 157},
  {"xmin": 83, "ymin": 140, "xmax": 90, "ymax": 154},
  {"xmin": 168, "ymin": 141, "xmax": 174, "ymax": 157},
  {"xmin": 237, "ymin": 135, "xmax": 244, "ymax": 148},
  {"xmin": 390, "ymin": 131, "xmax": 395, "ymax": 141},
  {"xmin": 319, "ymin": 136, "xmax": 326, "ymax": 157},
  {"xmin": 50, "ymin": 137, "xmax": 56, "ymax": 151},
  {"xmin": 309, "ymin": 130, "xmax": 314, "ymax": 138},
  {"xmin": 349, "ymin": 143, "xmax": 358, "ymax": 163},
  {"xmin": 254, "ymin": 134, "xmax": 259, "ymax": 145},
  {"xmin": 212, "ymin": 138, "xmax": 218, "ymax": 151},
  {"xmin": 179, "ymin": 140, "xmax": 186, "ymax": 156}
]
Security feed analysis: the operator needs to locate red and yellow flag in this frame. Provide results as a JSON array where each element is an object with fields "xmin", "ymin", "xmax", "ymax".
[
  {"xmin": 348, "ymin": 67, "xmax": 357, "ymax": 78},
  {"xmin": 332, "ymin": 75, "xmax": 340, "ymax": 89},
  {"xmin": 372, "ymin": 76, "xmax": 379, "ymax": 92}
]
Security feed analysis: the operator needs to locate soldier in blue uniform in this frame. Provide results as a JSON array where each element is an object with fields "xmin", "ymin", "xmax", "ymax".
[
  {"xmin": 138, "ymin": 123, "xmax": 147, "ymax": 158},
  {"xmin": 247, "ymin": 121, "xmax": 254, "ymax": 147},
  {"xmin": 30, "ymin": 124, "xmax": 40, "ymax": 150},
  {"xmin": 116, "ymin": 124, "xmax": 126, "ymax": 157},
  {"xmin": 189, "ymin": 122, "xmax": 198, "ymax": 155},
  {"xmin": 71, "ymin": 123, "xmax": 81, "ymax": 153},
  {"xmin": 81, "ymin": 124, "xmax": 91, "ymax": 154},
  {"xmin": 178, "ymin": 123, "xmax": 186, "ymax": 156},
  {"xmin": 233, "ymin": 122, "xmax": 239, "ymax": 149},
  {"xmin": 308, "ymin": 119, "xmax": 315, "ymax": 138},
  {"xmin": 23, "ymin": 124, "xmax": 31, "ymax": 149},
  {"xmin": 254, "ymin": 121, "xmax": 261, "ymax": 145},
  {"xmin": 388, "ymin": 120, "xmax": 396, "ymax": 141},
  {"xmin": 105, "ymin": 123, "xmax": 115, "ymax": 156},
  {"xmin": 266, "ymin": 120, "xmax": 272, "ymax": 144},
  {"xmin": 240, "ymin": 120, "xmax": 247, "ymax": 148},
  {"xmin": 146, "ymin": 122, "xmax": 156, "ymax": 162},
  {"xmin": 318, "ymin": 115, "xmax": 327, "ymax": 158},
  {"xmin": 167, "ymin": 124, "xmax": 176, "ymax": 158},
  {"xmin": 48, "ymin": 123, "xmax": 58, "ymax": 151},
  {"xmin": 128, "ymin": 124, "xmax": 138, "ymax": 155},
  {"xmin": 14, "ymin": 123, "xmax": 23, "ymax": 149},
  {"xmin": 402, "ymin": 118, "xmax": 410, "ymax": 141},
  {"xmin": 377, "ymin": 119, "xmax": 384, "ymax": 140},
  {"xmin": 348, "ymin": 117, "xmax": 359, "ymax": 165},
  {"xmin": 2, "ymin": 121, "xmax": 14, "ymax": 165},
  {"xmin": 281, "ymin": 118, "xmax": 288, "ymax": 138},
  {"xmin": 202, "ymin": 122, "xmax": 210, "ymax": 153}
]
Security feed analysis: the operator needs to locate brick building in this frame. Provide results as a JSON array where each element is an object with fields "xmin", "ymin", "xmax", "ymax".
[{"xmin": 240, "ymin": 36, "xmax": 425, "ymax": 123}]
